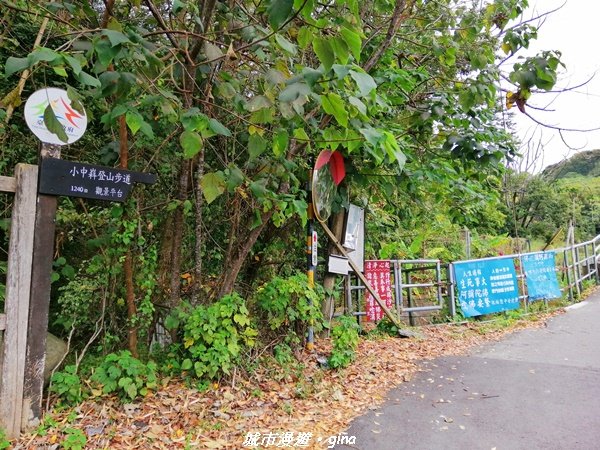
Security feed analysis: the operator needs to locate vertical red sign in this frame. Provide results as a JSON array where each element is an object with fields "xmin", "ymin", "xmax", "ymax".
[{"xmin": 364, "ymin": 260, "xmax": 393, "ymax": 321}]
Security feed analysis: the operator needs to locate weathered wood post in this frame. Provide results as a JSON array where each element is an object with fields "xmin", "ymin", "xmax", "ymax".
[
  {"xmin": 17, "ymin": 87, "xmax": 85, "ymax": 431},
  {"xmin": 2, "ymin": 87, "xmax": 156, "ymax": 435},
  {"xmin": 21, "ymin": 144, "xmax": 60, "ymax": 429},
  {"xmin": 0, "ymin": 165, "xmax": 38, "ymax": 438}
]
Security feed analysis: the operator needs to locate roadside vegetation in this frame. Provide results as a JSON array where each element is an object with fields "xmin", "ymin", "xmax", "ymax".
[{"xmin": 1, "ymin": 0, "xmax": 599, "ymax": 447}]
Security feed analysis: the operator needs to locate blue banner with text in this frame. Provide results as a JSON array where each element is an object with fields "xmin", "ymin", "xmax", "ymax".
[
  {"xmin": 454, "ymin": 258, "xmax": 520, "ymax": 317},
  {"xmin": 522, "ymin": 252, "xmax": 562, "ymax": 300}
]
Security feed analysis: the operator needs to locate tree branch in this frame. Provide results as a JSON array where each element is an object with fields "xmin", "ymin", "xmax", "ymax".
[{"xmin": 363, "ymin": 0, "xmax": 415, "ymax": 72}]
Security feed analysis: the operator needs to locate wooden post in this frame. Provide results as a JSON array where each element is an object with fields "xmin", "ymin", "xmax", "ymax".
[
  {"xmin": 0, "ymin": 164, "xmax": 38, "ymax": 438},
  {"xmin": 22, "ymin": 144, "xmax": 60, "ymax": 429}
]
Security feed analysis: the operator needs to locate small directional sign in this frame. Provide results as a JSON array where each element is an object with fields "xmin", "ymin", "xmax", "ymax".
[{"xmin": 38, "ymin": 158, "xmax": 156, "ymax": 202}]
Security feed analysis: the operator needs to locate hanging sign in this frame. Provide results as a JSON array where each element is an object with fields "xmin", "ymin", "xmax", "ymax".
[
  {"xmin": 24, "ymin": 88, "xmax": 87, "ymax": 145},
  {"xmin": 522, "ymin": 252, "xmax": 562, "ymax": 300},
  {"xmin": 38, "ymin": 158, "xmax": 156, "ymax": 202},
  {"xmin": 364, "ymin": 260, "xmax": 393, "ymax": 321},
  {"xmin": 454, "ymin": 258, "xmax": 520, "ymax": 317}
]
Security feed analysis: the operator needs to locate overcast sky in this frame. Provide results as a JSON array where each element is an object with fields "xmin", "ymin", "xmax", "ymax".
[{"xmin": 507, "ymin": 0, "xmax": 600, "ymax": 171}]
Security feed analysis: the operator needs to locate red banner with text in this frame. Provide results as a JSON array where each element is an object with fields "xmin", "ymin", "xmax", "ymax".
[{"xmin": 364, "ymin": 260, "xmax": 393, "ymax": 321}]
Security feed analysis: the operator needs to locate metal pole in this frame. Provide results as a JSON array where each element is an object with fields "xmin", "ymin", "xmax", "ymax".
[
  {"xmin": 319, "ymin": 222, "xmax": 409, "ymax": 333},
  {"xmin": 568, "ymin": 225, "xmax": 581, "ymax": 299},
  {"xmin": 564, "ymin": 249, "xmax": 573, "ymax": 301},
  {"xmin": 344, "ymin": 273, "xmax": 351, "ymax": 315},
  {"xmin": 448, "ymin": 264, "xmax": 456, "ymax": 319},
  {"xmin": 517, "ymin": 254, "xmax": 527, "ymax": 314},
  {"xmin": 592, "ymin": 240, "xmax": 600, "ymax": 284},
  {"xmin": 464, "ymin": 227, "xmax": 471, "ymax": 259},
  {"xmin": 397, "ymin": 261, "xmax": 404, "ymax": 321},
  {"xmin": 306, "ymin": 169, "xmax": 315, "ymax": 350},
  {"xmin": 575, "ymin": 245, "xmax": 583, "ymax": 296},
  {"xmin": 584, "ymin": 244, "xmax": 590, "ymax": 279},
  {"xmin": 406, "ymin": 269, "xmax": 415, "ymax": 326},
  {"xmin": 393, "ymin": 260, "xmax": 401, "ymax": 321},
  {"xmin": 436, "ymin": 260, "xmax": 443, "ymax": 308}
]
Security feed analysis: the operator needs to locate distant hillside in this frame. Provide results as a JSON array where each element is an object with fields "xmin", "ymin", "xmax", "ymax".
[{"xmin": 543, "ymin": 149, "xmax": 600, "ymax": 179}]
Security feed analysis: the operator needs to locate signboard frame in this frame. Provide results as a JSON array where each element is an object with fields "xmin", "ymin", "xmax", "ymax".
[
  {"xmin": 453, "ymin": 257, "xmax": 521, "ymax": 317},
  {"xmin": 522, "ymin": 252, "xmax": 562, "ymax": 301}
]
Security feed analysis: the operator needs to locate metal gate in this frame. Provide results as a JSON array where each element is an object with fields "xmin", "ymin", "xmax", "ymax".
[{"xmin": 346, "ymin": 259, "xmax": 453, "ymax": 325}]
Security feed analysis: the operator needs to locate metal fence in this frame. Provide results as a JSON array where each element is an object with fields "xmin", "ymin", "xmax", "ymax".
[
  {"xmin": 345, "ymin": 234, "xmax": 600, "ymax": 325},
  {"xmin": 346, "ymin": 259, "xmax": 452, "ymax": 325}
]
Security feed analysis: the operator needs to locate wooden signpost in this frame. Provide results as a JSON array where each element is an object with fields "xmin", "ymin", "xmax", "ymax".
[
  {"xmin": 0, "ymin": 87, "xmax": 156, "ymax": 437},
  {"xmin": 38, "ymin": 157, "xmax": 157, "ymax": 202}
]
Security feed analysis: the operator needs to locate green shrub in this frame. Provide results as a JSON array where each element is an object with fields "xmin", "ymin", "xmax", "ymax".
[
  {"xmin": 373, "ymin": 316, "xmax": 400, "ymax": 336},
  {"xmin": 180, "ymin": 293, "xmax": 258, "ymax": 380},
  {"xmin": 50, "ymin": 365, "xmax": 85, "ymax": 405},
  {"xmin": 61, "ymin": 427, "xmax": 87, "ymax": 450},
  {"xmin": 0, "ymin": 428, "xmax": 10, "ymax": 450},
  {"xmin": 328, "ymin": 315, "xmax": 360, "ymax": 369},
  {"xmin": 273, "ymin": 343, "xmax": 294, "ymax": 366},
  {"xmin": 256, "ymin": 273, "xmax": 324, "ymax": 345},
  {"xmin": 90, "ymin": 351, "xmax": 158, "ymax": 400}
]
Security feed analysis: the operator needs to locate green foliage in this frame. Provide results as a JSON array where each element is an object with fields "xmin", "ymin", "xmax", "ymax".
[
  {"xmin": 0, "ymin": 0, "xmax": 572, "ymax": 387},
  {"xmin": 61, "ymin": 427, "xmax": 87, "ymax": 450},
  {"xmin": 54, "ymin": 275, "xmax": 104, "ymax": 337},
  {"xmin": 372, "ymin": 317, "xmax": 400, "ymax": 337},
  {"xmin": 177, "ymin": 293, "xmax": 258, "ymax": 380},
  {"xmin": 503, "ymin": 166, "xmax": 600, "ymax": 243},
  {"xmin": 90, "ymin": 351, "xmax": 158, "ymax": 401},
  {"xmin": 0, "ymin": 428, "xmax": 10, "ymax": 450},
  {"xmin": 544, "ymin": 149, "xmax": 600, "ymax": 179},
  {"xmin": 328, "ymin": 315, "xmax": 360, "ymax": 369},
  {"xmin": 273, "ymin": 343, "xmax": 294, "ymax": 366},
  {"xmin": 256, "ymin": 273, "xmax": 324, "ymax": 345},
  {"xmin": 50, "ymin": 365, "xmax": 85, "ymax": 405}
]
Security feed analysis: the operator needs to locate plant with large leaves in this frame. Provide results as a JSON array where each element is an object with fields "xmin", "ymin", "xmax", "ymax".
[{"xmin": 0, "ymin": 0, "xmax": 565, "ymax": 351}]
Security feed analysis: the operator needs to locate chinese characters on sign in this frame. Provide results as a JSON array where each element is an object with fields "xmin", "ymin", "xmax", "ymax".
[
  {"xmin": 242, "ymin": 431, "xmax": 356, "ymax": 448},
  {"xmin": 522, "ymin": 252, "xmax": 562, "ymax": 300},
  {"xmin": 364, "ymin": 260, "xmax": 393, "ymax": 321},
  {"xmin": 39, "ymin": 158, "xmax": 157, "ymax": 202},
  {"xmin": 68, "ymin": 164, "xmax": 130, "ymax": 200},
  {"xmin": 453, "ymin": 258, "xmax": 520, "ymax": 317}
]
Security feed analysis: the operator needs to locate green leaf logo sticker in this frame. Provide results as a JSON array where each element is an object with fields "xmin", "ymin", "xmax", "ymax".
[{"xmin": 24, "ymin": 87, "xmax": 88, "ymax": 145}]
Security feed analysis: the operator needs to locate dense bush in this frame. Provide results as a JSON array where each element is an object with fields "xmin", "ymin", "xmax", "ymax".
[
  {"xmin": 176, "ymin": 293, "xmax": 258, "ymax": 380},
  {"xmin": 90, "ymin": 351, "xmax": 158, "ymax": 400},
  {"xmin": 256, "ymin": 273, "xmax": 325, "ymax": 346},
  {"xmin": 328, "ymin": 315, "xmax": 361, "ymax": 369}
]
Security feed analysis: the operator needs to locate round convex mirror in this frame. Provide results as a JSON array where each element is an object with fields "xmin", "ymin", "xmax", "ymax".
[{"xmin": 311, "ymin": 151, "xmax": 337, "ymax": 222}]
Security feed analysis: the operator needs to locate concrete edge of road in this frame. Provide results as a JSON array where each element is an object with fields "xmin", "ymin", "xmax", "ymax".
[{"xmin": 564, "ymin": 300, "xmax": 589, "ymax": 311}]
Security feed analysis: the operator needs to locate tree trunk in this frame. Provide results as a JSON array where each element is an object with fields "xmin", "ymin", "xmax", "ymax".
[
  {"xmin": 191, "ymin": 150, "xmax": 205, "ymax": 305},
  {"xmin": 123, "ymin": 252, "xmax": 137, "ymax": 356},
  {"xmin": 216, "ymin": 175, "xmax": 294, "ymax": 297},
  {"xmin": 119, "ymin": 115, "xmax": 138, "ymax": 357},
  {"xmin": 169, "ymin": 62, "xmax": 196, "ymax": 309}
]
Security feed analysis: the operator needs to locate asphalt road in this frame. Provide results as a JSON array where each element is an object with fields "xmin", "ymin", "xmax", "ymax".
[{"xmin": 337, "ymin": 293, "xmax": 600, "ymax": 450}]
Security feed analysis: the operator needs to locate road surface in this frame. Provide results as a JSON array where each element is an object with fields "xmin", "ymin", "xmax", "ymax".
[{"xmin": 338, "ymin": 293, "xmax": 600, "ymax": 450}]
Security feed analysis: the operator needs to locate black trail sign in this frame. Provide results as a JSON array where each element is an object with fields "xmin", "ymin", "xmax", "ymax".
[{"xmin": 38, "ymin": 157, "xmax": 156, "ymax": 202}]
